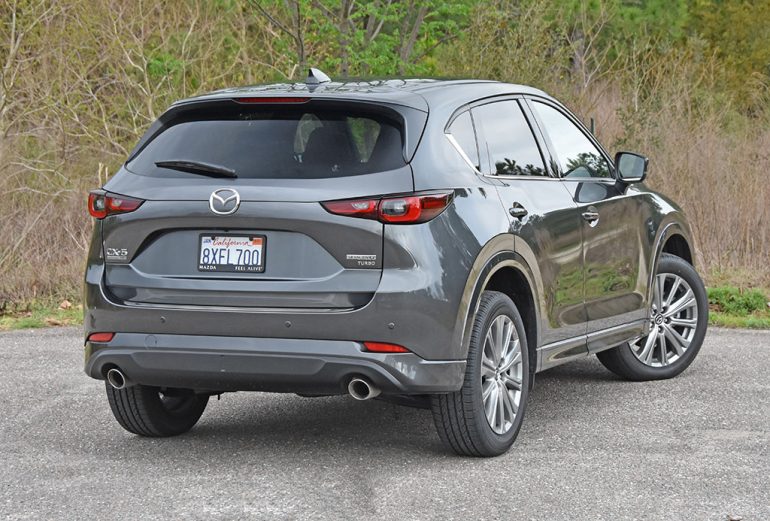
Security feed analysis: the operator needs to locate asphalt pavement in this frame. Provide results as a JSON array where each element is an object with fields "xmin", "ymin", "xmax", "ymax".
[{"xmin": 0, "ymin": 327, "xmax": 768, "ymax": 520}]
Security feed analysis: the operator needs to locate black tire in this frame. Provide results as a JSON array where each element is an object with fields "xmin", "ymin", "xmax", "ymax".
[
  {"xmin": 105, "ymin": 383, "xmax": 209, "ymax": 437},
  {"xmin": 597, "ymin": 254, "xmax": 708, "ymax": 381},
  {"xmin": 431, "ymin": 291, "xmax": 530, "ymax": 457}
]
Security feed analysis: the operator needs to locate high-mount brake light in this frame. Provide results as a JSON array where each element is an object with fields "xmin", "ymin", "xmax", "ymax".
[
  {"xmin": 234, "ymin": 97, "xmax": 310, "ymax": 104},
  {"xmin": 88, "ymin": 192, "xmax": 143, "ymax": 219},
  {"xmin": 363, "ymin": 342, "xmax": 410, "ymax": 353},
  {"xmin": 321, "ymin": 192, "xmax": 453, "ymax": 224}
]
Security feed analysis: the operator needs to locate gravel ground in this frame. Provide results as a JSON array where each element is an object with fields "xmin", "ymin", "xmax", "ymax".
[{"xmin": 0, "ymin": 327, "xmax": 768, "ymax": 520}]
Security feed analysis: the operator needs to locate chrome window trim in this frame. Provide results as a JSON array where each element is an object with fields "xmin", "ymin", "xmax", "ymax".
[
  {"xmin": 481, "ymin": 173, "xmax": 562, "ymax": 181},
  {"xmin": 444, "ymin": 132, "xmax": 484, "ymax": 175}
]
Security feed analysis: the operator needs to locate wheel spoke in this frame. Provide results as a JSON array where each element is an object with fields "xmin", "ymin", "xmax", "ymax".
[
  {"xmin": 481, "ymin": 357, "xmax": 497, "ymax": 378},
  {"xmin": 658, "ymin": 331, "xmax": 668, "ymax": 364},
  {"xmin": 502, "ymin": 373, "xmax": 522, "ymax": 391},
  {"xmin": 501, "ymin": 319, "xmax": 513, "ymax": 357},
  {"xmin": 482, "ymin": 379, "xmax": 495, "ymax": 400},
  {"xmin": 664, "ymin": 276, "xmax": 682, "ymax": 308},
  {"xmin": 638, "ymin": 331, "xmax": 657, "ymax": 364},
  {"xmin": 654, "ymin": 274, "xmax": 665, "ymax": 311},
  {"xmin": 665, "ymin": 288, "xmax": 696, "ymax": 317},
  {"xmin": 496, "ymin": 382, "xmax": 505, "ymax": 431},
  {"xmin": 508, "ymin": 389, "xmax": 519, "ymax": 416},
  {"xmin": 491, "ymin": 317, "xmax": 504, "ymax": 362},
  {"xmin": 495, "ymin": 316, "xmax": 505, "ymax": 356},
  {"xmin": 501, "ymin": 386, "xmax": 516, "ymax": 424},
  {"xmin": 664, "ymin": 325, "xmax": 689, "ymax": 356},
  {"xmin": 484, "ymin": 384, "xmax": 498, "ymax": 427},
  {"xmin": 669, "ymin": 317, "xmax": 697, "ymax": 328},
  {"xmin": 484, "ymin": 329, "xmax": 495, "ymax": 358},
  {"xmin": 498, "ymin": 343, "xmax": 521, "ymax": 373}
]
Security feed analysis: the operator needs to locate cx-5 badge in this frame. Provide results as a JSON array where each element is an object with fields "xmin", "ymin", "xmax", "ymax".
[{"xmin": 209, "ymin": 188, "xmax": 240, "ymax": 215}]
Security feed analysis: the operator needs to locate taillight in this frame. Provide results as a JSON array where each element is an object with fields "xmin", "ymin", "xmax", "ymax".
[
  {"xmin": 322, "ymin": 192, "xmax": 453, "ymax": 224},
  {"xmin": 87, "ymin": 332, "xmax": 114, "ymax": 343},
  {"xmin": 88, "ymin": 191, "xmax": 143, "ymax": 219},
  {"xmin": 321, "ymin": 199, "xmax": 379, "ymax": 220},
  {"xmin": 363, "ymin": 342, "xmax": 410, "ymax": 353}
]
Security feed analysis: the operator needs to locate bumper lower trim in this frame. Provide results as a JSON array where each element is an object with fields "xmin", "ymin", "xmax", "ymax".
[{"xmin": 85, "ymin": 333, "xmax": 466, "ymax": 395}]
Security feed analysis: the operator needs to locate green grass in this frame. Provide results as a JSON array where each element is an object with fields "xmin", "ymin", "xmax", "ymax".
[
  {"xmin": 707, "ymin": 286, "xmax": 770, "ymax": 329},
  {"xmin": 0, "ymin": 301, "xmax": 82, "ymax": 331},
  {"xmin": 709, "ymin": 312, "xmax": 770, "ymax": 329}
]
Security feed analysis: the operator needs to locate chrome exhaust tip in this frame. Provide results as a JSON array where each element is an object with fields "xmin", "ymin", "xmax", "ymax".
[
  {"xmin": 106, "ymin": 368, "xmax": 129, "ymax": 390},
  {"xmin": 348, "ymin": 377, "xmax": 381, "ymax": 401}
]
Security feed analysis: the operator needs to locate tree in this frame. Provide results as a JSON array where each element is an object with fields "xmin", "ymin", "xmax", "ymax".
[{"xmin": 250, "ymin": 0, "xmax": 472, "ymax": 78}]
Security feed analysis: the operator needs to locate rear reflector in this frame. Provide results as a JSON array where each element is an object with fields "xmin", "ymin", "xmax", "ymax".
[
  {"xmin": 88, "ymin": 191, "xmax": 143, "ymax": 219},
  {"xmin": 363, "ymin": 342, "xmax": 410, "ymax": 353},
  {"xmin": 322, "ymin": 191, "xmax": 453, "ymax": 224},
  {"xmin": 233, "ymin": 97, "xmax": 310, "ymax": 104},
  {"xmin": 87, "ymin": 332, "xmax": 114, "ymax": 343}
]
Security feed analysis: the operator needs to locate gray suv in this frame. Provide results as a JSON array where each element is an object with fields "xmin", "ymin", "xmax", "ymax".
[{"xmin": 84, "ymin": 72, "xmax": 708, "ymax": 456}]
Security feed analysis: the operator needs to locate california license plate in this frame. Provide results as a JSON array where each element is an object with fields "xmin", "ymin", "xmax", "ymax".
[{"xmin": 198, "ymin": 235, "xmax": 266, "ymax": 273}]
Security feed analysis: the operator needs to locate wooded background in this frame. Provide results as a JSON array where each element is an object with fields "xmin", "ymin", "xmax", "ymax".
[{"xmin": 1, "ymin": 0, "xmax": 769, "ymax": 306}]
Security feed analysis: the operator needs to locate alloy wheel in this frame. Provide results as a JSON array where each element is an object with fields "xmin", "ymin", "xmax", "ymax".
[
  {"xmin": 632, "ymin": 273, "xmax": 698, "ymax": 367},
  {"xmin": 481, "ymin": 315, "xmax": 523, "ymax": 434}
]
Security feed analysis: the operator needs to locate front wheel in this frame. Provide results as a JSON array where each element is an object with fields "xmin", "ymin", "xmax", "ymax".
[
  {"xmin": 597, "ymin": 253, "xmax": 708, "ymax": 381},
  {"xmin": 431, "ymin": 291, "xmax": 530, "ymax": 457},
  {"xmin": 106, "ymin": 383, "xmax": 209, "ymax": 437}
]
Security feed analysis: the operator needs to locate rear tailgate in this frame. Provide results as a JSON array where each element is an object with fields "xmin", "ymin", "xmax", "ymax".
[{"xmin": 100, "ymin": 98, "xmax": 425, "ymax": 309}]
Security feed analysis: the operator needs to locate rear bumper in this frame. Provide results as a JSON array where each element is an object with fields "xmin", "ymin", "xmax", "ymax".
[{"xmin": 85, "ymin": 333, "xmax": 466, "ymax": 394}]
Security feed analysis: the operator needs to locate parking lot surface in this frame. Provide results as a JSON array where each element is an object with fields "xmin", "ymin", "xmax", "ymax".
[{"xmin": 1, "ymin": 327, "xmax": 768, "ymax": 520}]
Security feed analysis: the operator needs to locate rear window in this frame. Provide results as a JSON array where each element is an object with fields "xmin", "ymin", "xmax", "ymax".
[{"xmin": 126, "ymin": 103, "xmax": 406, "ymax": 179}]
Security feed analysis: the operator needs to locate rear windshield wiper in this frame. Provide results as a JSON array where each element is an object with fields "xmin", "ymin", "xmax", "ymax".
[{"xmin": 154, "ymin": 160, "xmax": 237, "ymax": 178}]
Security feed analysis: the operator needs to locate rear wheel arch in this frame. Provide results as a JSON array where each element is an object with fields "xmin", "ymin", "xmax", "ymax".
[
  {"xmin": 484, "ymin": 266, "xmax": 538, "ymax": 381},
  {"xmin": 458, "ymin": 249, "xmax": 541, "ymax": 377}
]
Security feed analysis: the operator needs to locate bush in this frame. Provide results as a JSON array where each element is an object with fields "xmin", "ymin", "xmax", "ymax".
[{"xmin": 707, "ymin": 287, "xmax": 769, "ymax": 316}]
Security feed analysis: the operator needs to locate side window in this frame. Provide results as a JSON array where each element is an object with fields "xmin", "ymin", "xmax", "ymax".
[
  {"xmin": 447, "ymin": 110, "xmax": 479, "ymax": 169},
  {"xmin": 531, "ymin": 101, "xmax": 611, "ymax": 179},
  {"xmin": 472, "ymin": 101, "xmax": 546, "ymax": 177}
]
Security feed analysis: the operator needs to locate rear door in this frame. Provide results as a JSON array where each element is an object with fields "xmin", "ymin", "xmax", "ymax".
[
  {"xmin": 100, "ymin": 99, "xmax": 420, "ymax": 309},
  {"xmin": 470, "ymin": 99, "xmax": 587, "ymax": 350}
]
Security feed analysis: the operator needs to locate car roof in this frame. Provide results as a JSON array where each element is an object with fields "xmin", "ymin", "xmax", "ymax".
[{"xmin": 174, "ymin": 79, "xmax": 554, "ymax": 112}]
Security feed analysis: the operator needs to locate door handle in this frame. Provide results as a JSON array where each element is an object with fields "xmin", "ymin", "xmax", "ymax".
[
  {"xmin": 582, "ymin": 206, "xmax": 600, "ymax": 226},
  {"xmin": 509, "ymin": 203, "xmax": 528, "ymax": 219}
]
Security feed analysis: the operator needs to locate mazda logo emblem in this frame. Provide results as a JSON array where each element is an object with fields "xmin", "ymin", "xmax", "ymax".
[{"xmin": 209, "ymin": 188, "xmax": 240, "ymax": 215}]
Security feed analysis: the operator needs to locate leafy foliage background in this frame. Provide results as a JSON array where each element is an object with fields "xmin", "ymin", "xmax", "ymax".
[{"xmin": 1, "ymin": 0, "xmax": 769, "ymax": 303}]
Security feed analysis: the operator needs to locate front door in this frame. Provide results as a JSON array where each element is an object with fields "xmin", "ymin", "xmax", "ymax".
[{"xmin": 527, "ymin": 99, "xmax": 647, "ymax": 344}]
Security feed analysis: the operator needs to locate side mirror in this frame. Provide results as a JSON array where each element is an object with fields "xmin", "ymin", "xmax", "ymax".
[{"xmin": 614, "ymin": 151, "xmax": 648, "ymax": 183}]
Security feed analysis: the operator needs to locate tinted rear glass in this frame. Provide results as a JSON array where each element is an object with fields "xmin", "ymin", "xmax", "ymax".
[{"xmin": 126, "ymin": 103, "xmax": 406, "ymax": 179}]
